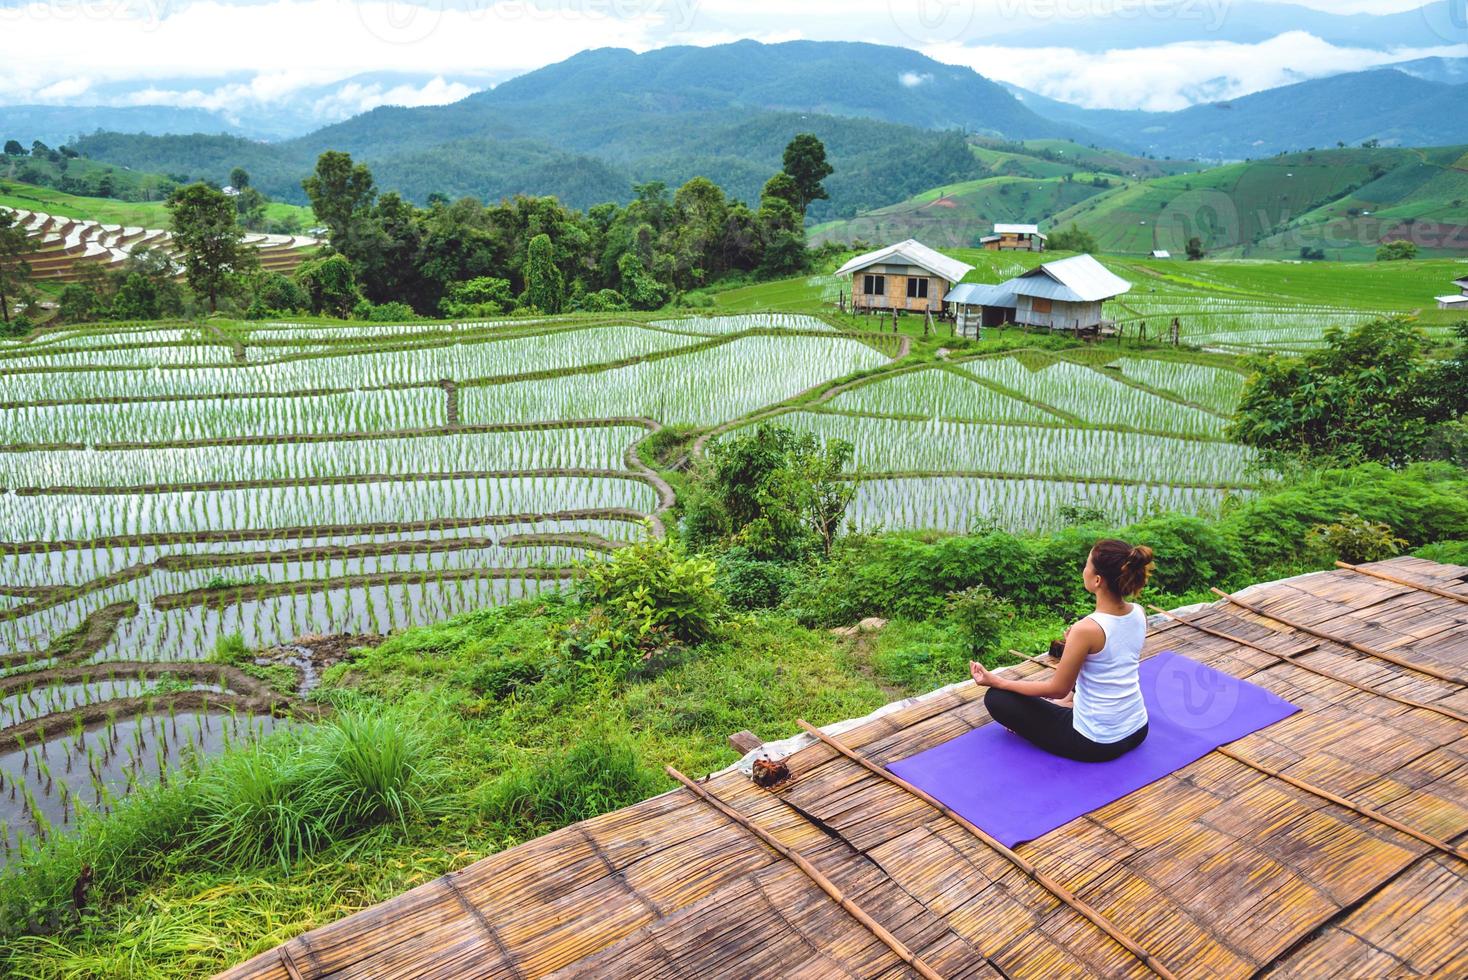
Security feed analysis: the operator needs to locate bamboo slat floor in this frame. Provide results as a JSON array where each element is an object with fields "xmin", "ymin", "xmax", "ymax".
[{"xmin": 217, "ymin": 556, "xmax": 1468, "ymax": 979}]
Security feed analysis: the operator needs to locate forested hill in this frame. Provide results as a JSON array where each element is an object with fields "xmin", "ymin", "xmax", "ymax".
[{"xmin": 70, "ymin": 41, "xmax": 1085, "ymax": 218}]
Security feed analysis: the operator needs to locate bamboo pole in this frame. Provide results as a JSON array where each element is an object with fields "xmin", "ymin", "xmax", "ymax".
[
  {"xmin": 1335, "ymin": 561, "xmax": 1468, "ymax": 605},
  {"xmin": 1006, "ymin": 651, "xmax": 1468, "ymax": 864},
  {"xmin": 665, "ymin": 766, "xmax": 947, "ymax": 980},
  {"xmin": 277, "ymin": 947, "xmax": 305, "ymax": 980},
  {"xmin": 1147, "ymin": 605, "xmax": 1468, "ymax": 726},
  {"xmin": 793, "ymin": 721, "xmax": 1180, "ymax": 980},
  {"xmin": 1210, "ymin": 588, "xmax": 1468, "ymax": 686},
  {"xmin": 1215, "ymin": 746, "xmax": 1468, "ymax": 863}
]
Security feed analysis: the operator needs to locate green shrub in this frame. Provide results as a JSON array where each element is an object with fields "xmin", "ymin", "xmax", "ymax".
[
  {"xmin": 459, "ymin": 647, "xmax": 547, "ymax": 699},
  {"xmin": 945, "ymin": 585, "xmax": 1016, "ymax": 657},
  {"xmin": 1306, "ymin": 513, "xmax": 1408, "ymax": 565},
  {"xmin": 479, "ymin": 731, "xmax": 661, "ymax": 831},
  {"xmin": 576, "ymin": 534, "xmax": 724, "ymax": 647},
  {"xmin": 715, "ymin": 547, "xmax": 800, "ymax": 611},
  {"xmin": 1413, "ymin": 540, "xmax": 1468, "ymax": 565}
]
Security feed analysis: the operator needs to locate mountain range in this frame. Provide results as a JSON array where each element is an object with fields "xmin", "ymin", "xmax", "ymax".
[{"xmin": 7, "ymin": 39, "xmax": 1468, "ymax": 217}]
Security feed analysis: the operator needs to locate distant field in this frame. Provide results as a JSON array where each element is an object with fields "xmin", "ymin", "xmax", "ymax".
[{"xmin": 0, "ymin": 180, "xmax": 312, "ymax": 229}]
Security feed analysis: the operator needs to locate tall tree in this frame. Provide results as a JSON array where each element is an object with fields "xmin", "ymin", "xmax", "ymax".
[
  {"xmin": 165, "ymin": 182, "xmax": 256, "ymax": 312},
  {"xmin": 0, "ymin": 208, "xmax": 33, "ymax": 328},
  {"xmin": 756, "ymin": 174, "xmax": 807, "ymax": 278},
  {"xmin": 301, "ymin": 151, "xmax": 376, "ymax": 248},
  {"xmin": 781, "ymin": 134, "xmax": 833, "ymax": 215},
  {"xmin": 523, "ymin": 233, "xmax": 563, "ymax": 313}
]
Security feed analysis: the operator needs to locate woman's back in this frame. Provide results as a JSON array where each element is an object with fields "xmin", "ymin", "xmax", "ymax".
[{"xmin": 1073, "ymin": 603, "xmax": 1148, "ymax": 743}]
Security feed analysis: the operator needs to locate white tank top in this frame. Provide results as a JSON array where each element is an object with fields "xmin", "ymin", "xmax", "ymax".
[{"xmin": 1073, "ymin": 603, "xmax": 1149, "ymax": 743}]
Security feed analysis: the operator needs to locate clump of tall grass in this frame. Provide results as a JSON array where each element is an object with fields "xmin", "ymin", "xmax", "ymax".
[
  {"xmin": 479, "ymin": 730, "xmax": 661, "ymax": 832},
  {"xmin": 0, "ymin": 705, "xmax": 447, "ymax": 937}
]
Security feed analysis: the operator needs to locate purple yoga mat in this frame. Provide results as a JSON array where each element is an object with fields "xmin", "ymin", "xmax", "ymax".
[{"xmin": 887, "ymin": 650, "xmax": 1301, "ymax": 848}]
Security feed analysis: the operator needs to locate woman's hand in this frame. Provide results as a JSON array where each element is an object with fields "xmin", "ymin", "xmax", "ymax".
[{"xmin": 970, "ymin": 661, "xmax": 1000, "ymax": 688}]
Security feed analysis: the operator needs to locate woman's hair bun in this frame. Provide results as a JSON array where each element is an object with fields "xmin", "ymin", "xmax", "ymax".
[{"xmin": 1091, "ymin": 539, "xmax": 1155, "ymax": 597}]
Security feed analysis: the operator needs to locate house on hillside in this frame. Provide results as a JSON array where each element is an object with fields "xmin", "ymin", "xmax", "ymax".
[
  {"xmin": 835, "ymin": 239, "xmax": 975, "ymax": 315},
  {"xmin": 1437, "ymin": 275, "xmax": 1468, "ymax": 311},
  {"xmin": 1151, "ymin": 249, "xmax": 1172, "ymax": 259},
  {"xmin": 979, "ymin": 223, "xmax": 1047, "ymax": 252},
  {"xmin": 948, "ymin": 254, "xmax": 1131, "ymax": 338}
]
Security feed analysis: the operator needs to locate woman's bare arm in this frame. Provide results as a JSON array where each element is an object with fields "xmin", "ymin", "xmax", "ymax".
[{"xmin": 973, "ymin": 618, "xmax": 1100, "ymax": 699}]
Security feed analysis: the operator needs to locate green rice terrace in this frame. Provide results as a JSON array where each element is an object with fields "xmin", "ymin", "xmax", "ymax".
[{"xmin": 0, "ymin": 248, "xmax": 1460, "ymax": 929}]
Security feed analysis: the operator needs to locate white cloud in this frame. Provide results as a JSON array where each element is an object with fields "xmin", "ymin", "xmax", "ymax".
[
  {"xmin": 312, "ymin": 77, "xmax": 476, "ymax": 118},
  {"xmin": 0, "ymin": 0, "xmax": 664, "ymax": 100},
  {"xmin": 925, "ymin": 32, "xmax": 1468, "ymax": 110},
  {"xmin": 35, "ymin": 77, "xmax": 94, "ymax": 101},
  {"xmin": 899, "ymin": 70, "xmax": 934, "ymax": 87}
]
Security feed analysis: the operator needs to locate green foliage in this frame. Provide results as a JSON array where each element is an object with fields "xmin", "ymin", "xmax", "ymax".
[
  {"xmin": 479, "ymin": 730, "xmax": 660, "ymax": 832},
  {"xmin": 354, "ymin": 299, "xmax": 416, "ymax": 322},
  {"xmin": 714, "ymin": 547, "xmax": 802, "ymax": 611},
  {"xmin": 294, "ymin": 254, "xmax": 362, "ymax": 318},
  {"xmin": 247, "ymin": 270, "xmax": 308, "ymax": 317},
  {"xmin": 165, "ymin": 182, "xmax": 256, "ymax": 311},
  {"xmin": 56, "ymin": 282, "xmax": 104, "ymax": 323},
  {"xmin": 110, "ymin": 272, "xmax": 161, "ymax": 320},
  {"xmin": 1413, "ymin": 539, "xmax": 1468, "ymax": 565},
  {"xmin": 944, "ymin": 585, "xmax": 1016, "ymax": 656},
  {"xmin": 209, "ymin": 632, "xmax": 248, "ymax": 664},
  {"xmin": 301, "ymin": 150, "xmax": 375, "ymax": 246},
  {"xmin": 572, "ymin": 287, "xmax": 630, "ymax": 312},
  {"xmin": 0, "ymin": 206, "xmax": 33, "ymax": 327},
  {"xmin": 684, "ymin": 423, "xmax": 856, "ymax": 561},
  {"xmin": 1047, "ymin": 224, "xmax": 1097, "ymax": 253},
  {"xmin": 1228, "ymin": 317, "xmax": 1460, "ymax": 465},
  {"xmin": 574, "ymin": 534, "xmax": 725, "ymax": 654},
  {"xmin": 522, "ymin": 233, "xmax": 564, "ymax": 314},
  {"xmin": 1376, "ymin": 239, "xmax": 1418, "ymax": 261},
  {"xmin": 1305, "ymin": 513, "xmax": 1408, "ymax": 565},
  {"xmin": 439, "ymin": 276, "xmax": 515, "ymax": 317},
  {"xmin": 781, "ymin": 133, "xmax": 834, "ymax": 213}
]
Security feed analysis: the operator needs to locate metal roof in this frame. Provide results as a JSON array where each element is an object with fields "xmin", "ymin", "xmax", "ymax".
[
  {"xmin": 1009, "ymin": 254, "xmax": 1132, "ymax": 304},
  {"xmin": 947, "ymin": 282, "xmax": 1018, "ymax": 307},
  {"xmin": 833, "ymin": 239, "xmax": 974, "ymax": 284},
  {"xmin": 1453, "ymin": 276, "xmax": 1468, "ymax": 289},
  {"xmin": 1436, "ymin": 294, "xmax": 1468, "ymax": 305},
  {"xmin": 1152, "ymin": 250, "xmax": 1172, "ymax": 258},
  {"xmin": 993, "ymin": 223, "xmax": 1045, "ymax": 237}
]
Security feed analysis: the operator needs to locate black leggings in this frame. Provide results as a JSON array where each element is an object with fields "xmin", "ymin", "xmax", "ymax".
[{"xmin": 984, "ymin": 687, "xmax": 1148, "ymax": 763}]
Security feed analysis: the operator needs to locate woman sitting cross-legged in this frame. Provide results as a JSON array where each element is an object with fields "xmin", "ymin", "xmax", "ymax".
[{"xmin": 969, "ymin": 539, "xmax": 1154, "ymax": 763}]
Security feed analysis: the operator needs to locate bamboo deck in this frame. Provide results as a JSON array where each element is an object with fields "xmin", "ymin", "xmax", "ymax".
[{"xmin": 218, "ymin": 556, "xmax": 1468, "ymax": 979}]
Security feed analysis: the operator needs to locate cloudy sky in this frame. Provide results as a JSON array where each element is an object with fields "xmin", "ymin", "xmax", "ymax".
[{"xmin": 1, "ymin": 0, "xmax": 1465, "ymax": 123}]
